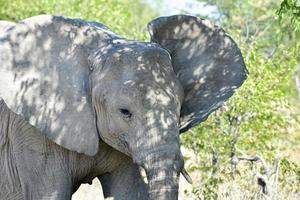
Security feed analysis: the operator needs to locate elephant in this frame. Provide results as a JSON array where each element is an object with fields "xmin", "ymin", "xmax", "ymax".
[{"xmin": 0, "ymin": 14, "xmax": 247, "ymax": 200}]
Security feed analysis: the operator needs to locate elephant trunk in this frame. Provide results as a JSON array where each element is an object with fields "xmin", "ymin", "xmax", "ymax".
[
  {"xmin": 132, "ymin": 118, "xmax": 184, "ymax": 199},
  {"xmin": 140, "ymin": 151, "xmax": 183, "ymax": 200},
  {"xmin": 147, "ymin": 168, "xmax": 179, "ymax": 200}
]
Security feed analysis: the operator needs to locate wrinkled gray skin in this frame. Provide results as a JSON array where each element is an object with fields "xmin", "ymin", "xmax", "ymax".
[{"xmin": 0, "ymin": 15, "xmax": 247, "ymax": 200}]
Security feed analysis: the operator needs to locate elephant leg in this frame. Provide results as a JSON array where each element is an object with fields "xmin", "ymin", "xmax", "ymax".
[
  {"xmin": 13, "ymin": 132, "xmax": 73, "ymax": 200},
  {"xmin": 21, "ymin": 185, "xmax": 72, "ymax": 200},
  {"xmin": 16, "ymin": 157, "xmax": 73, "ymax": 200},
  {"xmin": 98, "ymin": 157, "xmax": 148, "ymax": 200}
]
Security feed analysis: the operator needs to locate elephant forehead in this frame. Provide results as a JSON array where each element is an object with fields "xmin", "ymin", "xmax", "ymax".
[
  {"xmin": 118, "ymin": 69, "xmax": 182, "ymax": 106},
  {"xmin": 109, "ymin": 50, "xmax": 176, "ymax": 85},
  {"xmin": 107, "ymin": 43, "xmax": 173, "ymax": 75},
  {"xmin": 116, "ymin": 80, "xmax": 183, "ymax": 116},
  {"xmin": 102, "ymin": 43, "xmax": 185, "ymax": 104}
]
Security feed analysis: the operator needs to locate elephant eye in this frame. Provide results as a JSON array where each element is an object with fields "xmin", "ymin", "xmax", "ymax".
[{"xmin": 119, "ymin": 108, "xmax": 132, "ymax": 119}]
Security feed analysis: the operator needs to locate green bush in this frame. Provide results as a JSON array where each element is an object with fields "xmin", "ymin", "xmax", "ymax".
[
  {"xmin": 0, "ymin": 0, "xmax": 156, "ymax": 40},
  {"xmin": 182, "ymin": 0, "xmax": 300, "ymax": 199},
  {"xmin": 1, "ymin": 0, "xmax": 299, "ymax": 199}
]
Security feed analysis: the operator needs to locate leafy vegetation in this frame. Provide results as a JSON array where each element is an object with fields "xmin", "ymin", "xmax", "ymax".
[
  {"xmin": 277, "ymin": 0, "xmax": 300, "ymax": 33},
  {"xmin": 0, "ymin": 0, "xmax": 155, "ymax": 40},
  {"xmin": 1, "ymin": 0, "xmax": 299, "ymax": 199},
  {"xmin": 181, "ymin": 0, "xmax": 300, "ymax": 199}
]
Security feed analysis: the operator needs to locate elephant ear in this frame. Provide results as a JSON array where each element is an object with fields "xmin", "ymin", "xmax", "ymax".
[
  {"xmin": 0, "ymin": 15, "xmax": 117, "ymax": 155},
  {"xmin": 148, "ymin": 15, "xmax": 248, "ymax": 133},
  {"xmin": 0, "ymin": 21, "xmax": 15, "ymax": 32}
]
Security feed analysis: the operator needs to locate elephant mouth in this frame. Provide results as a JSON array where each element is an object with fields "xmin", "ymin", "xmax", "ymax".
[
  {"xmin": 138, "ymin": 166, "xmax": 192, "ymax": 184},
  {"xmin": 137, "ymin": 156, "xmax": 192, "ymax": 200}
]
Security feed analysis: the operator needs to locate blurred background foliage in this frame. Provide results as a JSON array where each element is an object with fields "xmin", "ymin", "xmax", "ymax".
[
  {"xmin": 182, "ymin": 0, "xmax": 300, "ymax": 199},
  {"xmin": 0, "ymin": 0, "xmax": 156, "ymax": 40},
  {"xmin": 277, "ymin": 0, "xmax": 300, "ymax": 32},
  {"xmin": 0, "ymin": 0, "xmax": 299, "ymax": 199}
]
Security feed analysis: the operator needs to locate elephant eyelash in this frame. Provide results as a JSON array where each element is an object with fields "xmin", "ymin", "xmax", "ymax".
[{"xmin": 119, "ymin": 108, "xmax": 132, "ymax": 118}]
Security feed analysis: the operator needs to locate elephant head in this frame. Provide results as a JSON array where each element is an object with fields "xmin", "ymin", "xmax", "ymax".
[{"xmin": 0, "ymin": 15, "xmax": 247, "ymax": 199}]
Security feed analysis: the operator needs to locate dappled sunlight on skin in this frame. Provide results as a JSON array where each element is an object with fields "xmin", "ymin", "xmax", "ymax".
[
  {"xmin": 148, "ymin": 15, "xmax": 248, "ymax": 133},
  {"xmin": 90, "ymin": 42, "xmax": 184, "ymax": 165},
  {"xmin": 0, "ymin": 15, "xmax": 123, "ymax": 156},
  {"xmin": 88, "ymin": 41, "xmax": 185, "ymax": 200},
  {"xmin": 0, "ymin": 21, "xmax": 16, "ymax": 32},
  {"xmin": 0, "ymin": 14, "xmax": 247, "ymax": 200}
]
